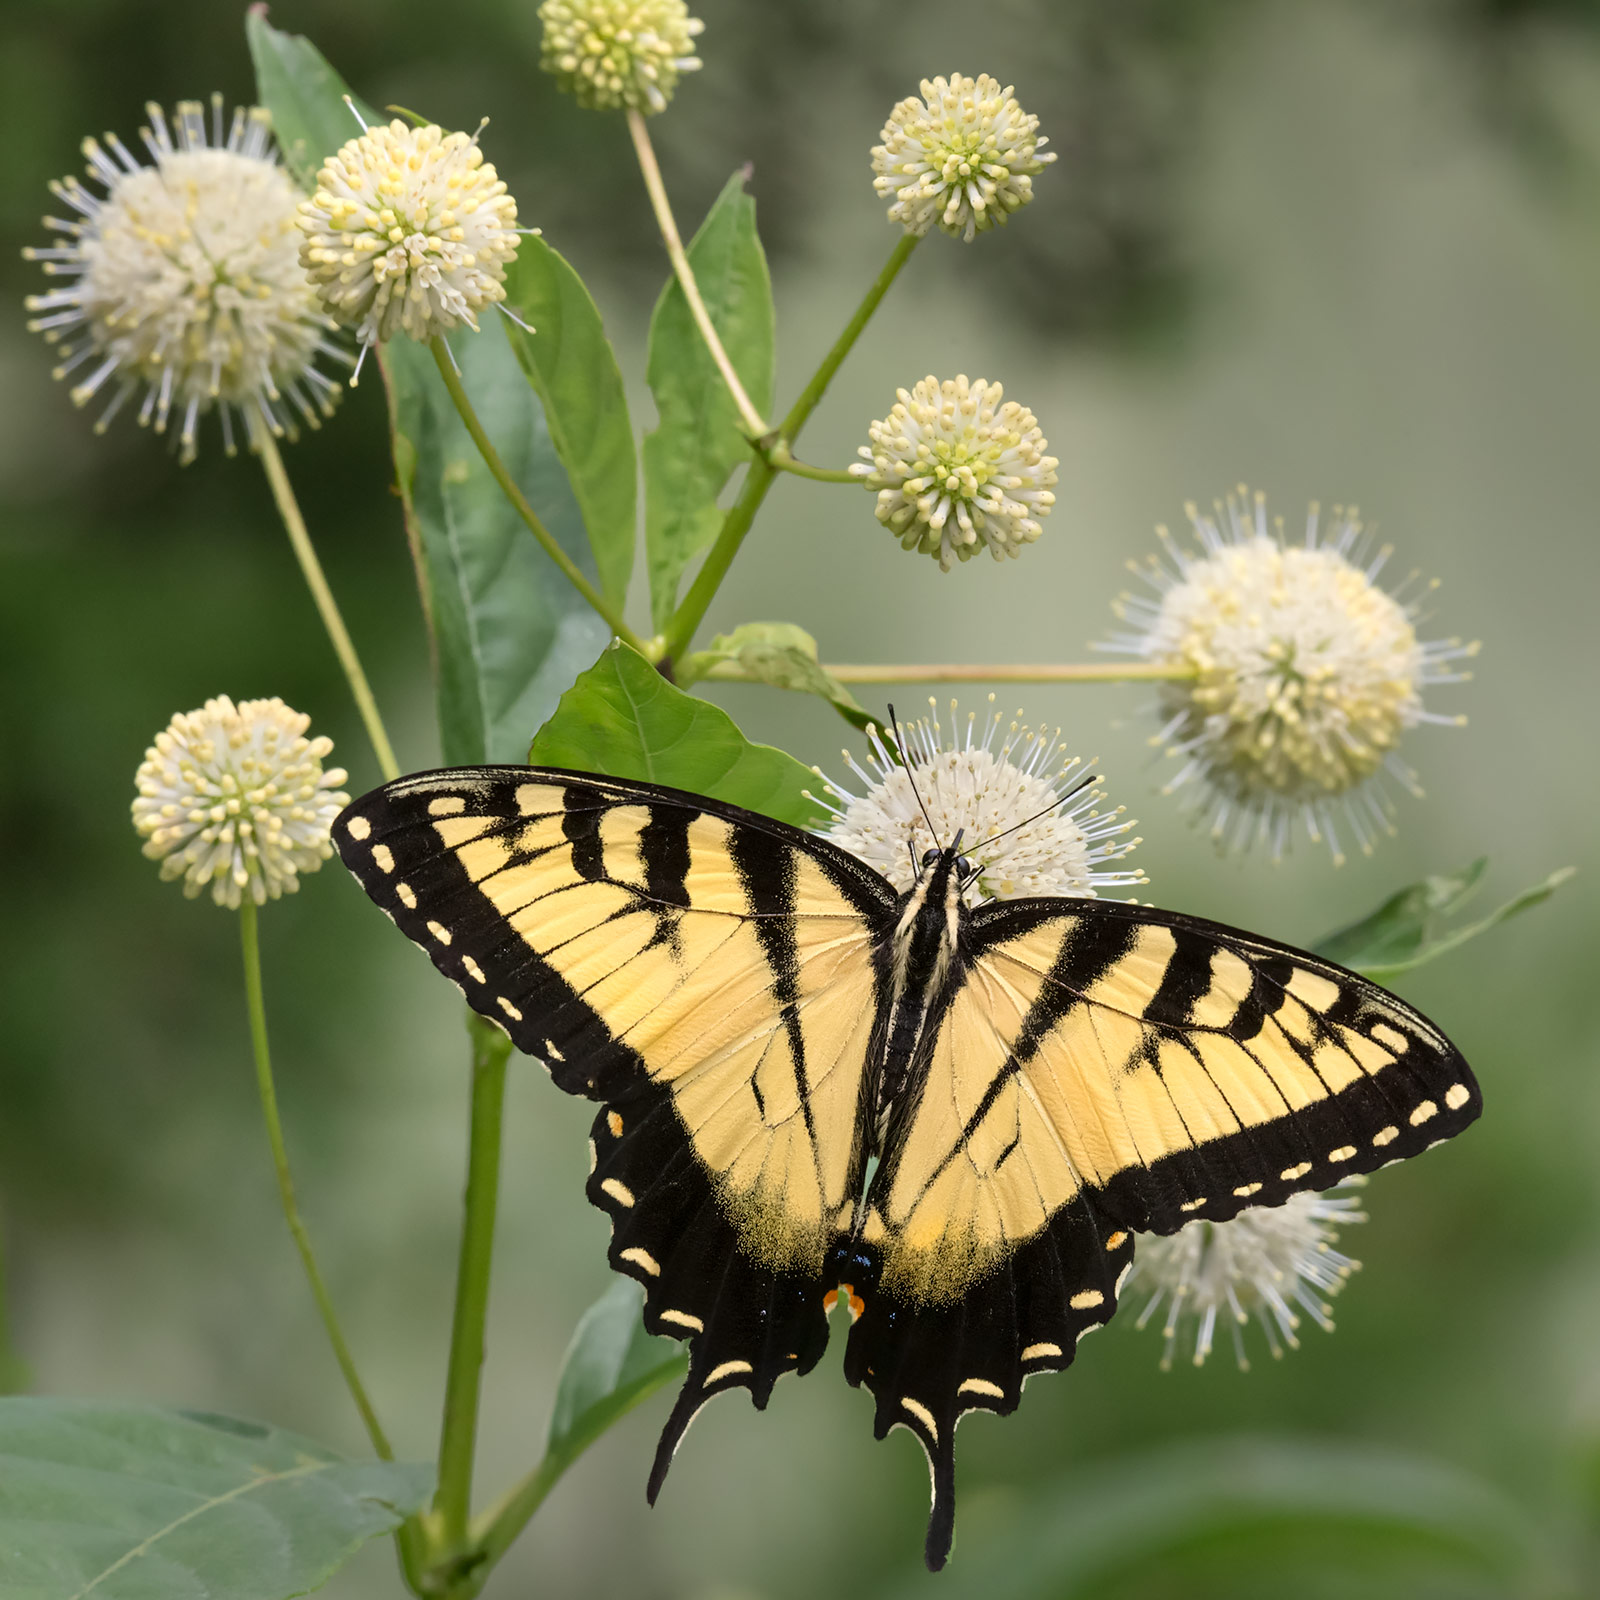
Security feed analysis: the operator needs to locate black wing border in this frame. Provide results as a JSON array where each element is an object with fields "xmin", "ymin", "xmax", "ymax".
[
  {"xmin": 961, "ymin": 892, "xmax": 1480, "ymax": 1235},
  {"xmin": 345, "ymin": 763, "xmax": 900, "ymax": 921}
]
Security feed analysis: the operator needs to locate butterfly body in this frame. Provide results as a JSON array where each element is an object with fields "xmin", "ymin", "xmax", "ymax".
[
  {"xmin": 876, "ymin": 844, "xmax": 967, "ymax": 1133},
  {"xmin": 335, "ymin": 765, "xmax": 1479, "ymax": 1571}
]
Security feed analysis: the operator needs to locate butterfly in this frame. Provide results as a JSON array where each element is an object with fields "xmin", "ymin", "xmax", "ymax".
[{"xmin": 334, "ymin": 764, "xmax": 1479, "ymax": 1570}]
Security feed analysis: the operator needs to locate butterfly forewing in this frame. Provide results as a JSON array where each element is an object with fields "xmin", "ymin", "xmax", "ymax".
[
  {"xmin": 334, "ymin": 766, "xmax": 897, "ymax": 1448},
  {"xmin": 965, "ymin": 899, "xmax": 1480, "ymax": 1234}
]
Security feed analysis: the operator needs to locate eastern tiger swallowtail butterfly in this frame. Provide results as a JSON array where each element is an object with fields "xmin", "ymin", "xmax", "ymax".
[{"xmin": 334, "ymin": 764, "xmax": 1479, "ymax": 1570}]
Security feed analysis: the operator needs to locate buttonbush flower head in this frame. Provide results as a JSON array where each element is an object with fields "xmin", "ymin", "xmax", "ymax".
[
  {"xmin": 24, "ymin": 97, "xmax": 342, "ymax": 463},
  {"xmin": 1128, "ymin": 1181, "xmax": 1367, "ymax": 1370},
  {"xmin": 872, "ymin": 74, "xmax": 1055, "ymax": 241},
  {"xmin": 297, "ymin": 119, "xmax": 520, "ymax": 366},
  {"xmin": 1103, "ymin": 488, "xmax": 1477, "ymax": 863},
  {"xmin": 132, "ymin": 696, "xmax": 350, "ymax": 910},
  {"xmin": 851, "ymin": 375, "xmax": 1058, "ymax": 571},
  {"xmin": 538, "ymin": 0, "xmax": 704, "ymax": 114},
  {"xmin": 811, "ymin": 696, "xmax": 1144, "ymax": 906}
]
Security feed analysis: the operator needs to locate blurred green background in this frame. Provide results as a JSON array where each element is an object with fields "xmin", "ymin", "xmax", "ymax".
[{"xmin": 3, "ymin": 0, "xmax": 1599, "ymax": 1595}]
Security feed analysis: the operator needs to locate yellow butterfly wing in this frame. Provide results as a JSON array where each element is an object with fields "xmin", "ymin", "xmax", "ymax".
[
  {"xmin": 334, "ymin": 766, "xmax": 899, "ymax": 1481},
  {"xmin": 844, "ymin": 897, "xmax": 1478, "ymax": 1567}
]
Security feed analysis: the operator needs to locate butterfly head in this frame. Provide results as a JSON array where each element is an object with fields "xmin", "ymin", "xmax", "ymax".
[{"xmin": 917, "ymin": 832, "xmax": 977, "ymax": 893}]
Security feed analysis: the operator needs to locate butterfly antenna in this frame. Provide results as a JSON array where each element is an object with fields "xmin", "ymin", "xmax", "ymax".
[
  {"xmin": 969, "ymin": 769, "xmax": 1102, "ymax": 855},
  {"xmin": 887, "ymin": 703, "xmax": 941, "ymax": 849}
]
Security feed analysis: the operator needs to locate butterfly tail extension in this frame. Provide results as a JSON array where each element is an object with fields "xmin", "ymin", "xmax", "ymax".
[
  {"xmin": 590, "ymin": 1085, "xmax": 833, "ymax": 1504},
  {"xmin": 840, "ymin": 1195, "xmax": 1133, "ymax": 1570}
]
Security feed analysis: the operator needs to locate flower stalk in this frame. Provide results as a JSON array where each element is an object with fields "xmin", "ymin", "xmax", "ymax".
[
  {"xmin": 661, "ymin": 233, "xmax": 921, "ymax": 664},
  {"xmin": 764, "ymin": 442, "xmax": 859, "ymax": 484},
  {"xmin": 256, "ymin": 431, "xmax": 400, "ymax": 782},
  {"xmin": 237, "ymin": 899, "xmax": 393, "ymax": 1458},
  {"xmin": 627, "ymin": 108, "xmax": 769, "ymax": 440},
  {"xmin": 776, "ymin": 233, "xmax": 919, "ymax": 441},
  {"xmin": 433, "ymin": 1013, "xmax": 512, "ymax": 1561},
  {"xmin": 428, "ymin": 336, "xmax": 650, "ymax": 655}
]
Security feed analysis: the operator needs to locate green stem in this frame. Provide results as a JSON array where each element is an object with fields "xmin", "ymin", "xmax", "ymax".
[
  {"xmin": 821, "ymin": 662, "xmax": 1199, "ymax": 685},
  {"xmin": 428, "ymin": 337, "xmax": 650, "ymax": 656},
  {"xmin": 765, "ymin": 442, "xmax": 860, "ymax": 484},
  {"xmin": 461, "ymin": 1352, "xmax": 686, "ymax": 1586},
  {"xmin": 777, "ymin": 232, "xmax": 919, "ymax": 441},
  {"xmin": 627, "ymin": 108, "xmax": 770, "ymax": 440},
  {"xmin": 465, "ymin": 1456, "xmax": 563, "ymax": 1582},
  {"xmin": 433, "ymin": 1012, "xmax": 512, "ymax": 1558},
  {"xmin": 661, "ymin": 457, "xmax": 776, "ymax": 666},
  {"xmin": 662, "ymin": 233, "xmax": 921, "ymax": 664},
  {"xmin": 255, "ymin": 430, "xmax": 401, "ymax": 782},
  {"xmin": 237, "ymin": 901, "xmax": 395, "ymax": 1456}
]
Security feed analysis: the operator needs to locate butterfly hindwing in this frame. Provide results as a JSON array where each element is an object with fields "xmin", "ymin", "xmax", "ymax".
[
  {"xmin": 838, "ymin": 895, "xmax": 1477, "ymax": 1568},
  {"xmin": 334, "ymin": 766, "xmax": 898, "ymax": 1458},
  {"xmin": 841, "ymin": 1177, "xmax": 1133, "ymax": 1570},
  {"xmin": 839, "ymin": 967, "xmax": 1137, "ymax": 1569}
]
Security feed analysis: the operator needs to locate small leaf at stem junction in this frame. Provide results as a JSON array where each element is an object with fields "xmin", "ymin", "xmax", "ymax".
[
  {"xmin": 545, "ymin": 1280, "xmax": 686, "ymax": 1473},
  {"xmin": 680, "ymin": 620, "xmax": 875, "ymax": 733},
  {"xmin": 528, "ymin": 641, "xmax": 821, "ymax": 828},
  {"xmin": 1316, "ymin": 860, "xmax": 1574, "ymax": 980}
]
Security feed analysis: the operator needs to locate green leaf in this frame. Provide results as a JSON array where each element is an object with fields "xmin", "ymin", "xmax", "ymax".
[
  {"xmin": 245, "ymin": 12, "xmax": 376, "ymax": 189},
  {"xmin": 380, "ymin": 328, "xmax": 611, "ymax": 765},
  {"xmin": 1317, "ymin": 861, "xmax": 1574, "ymax": 980},
  {"xmin": 0, "ymin": 1398, "xmax": 431, "ymax": 1600},
  {"xmin": 902, "ymin": 1436, "xmax": 1545, "ymax": 1600},
  {"xmin": 468, "ymin": 1282, "xmax": 685, "ymax": 1568},
  {"xmin": 251, "ymin": 15, "xmax": 608, "ymax": 762},
  {"xmin": 545, "ymin": 1281, "xmax": 686, "ymax": 1477},
  {"xmin": 528, "ymin": 641, "xmax": 822, "ymax": 828},
  {"xmin": 502, "ymin": 240, "xmax": 636, "ymax": 611},
  {"xmin": 643, "ymin": 170, "xmax": 775, "ymax": 632},
  {"xmin": 680, "ymin": 621, "xmax": 874, "ymax": 732}
]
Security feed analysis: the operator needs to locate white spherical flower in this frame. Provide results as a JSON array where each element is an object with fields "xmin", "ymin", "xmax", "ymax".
[
  {"xmin": 297, "ymin": 120, "xmax": 520, "ymax": 361},
  {"xmin": 1127, "ymin": 1181, "xmax": 1367, "ymax": 1370},
  {"xmin": 539, "ymin": 0, "xmax": 705, "ymax": 114},
  {"xmin": 24, "ymin": 97, "xmax": 344, "ymax": 464},
  {"xmin": 1103, "ymin": 488, "xmax": 1477, "ymax": 863},
  {"xmin": 811, "ymin": 696, "xmax": 1144, "ymax": 905},
  {"xmin": 872, "ymin": 74, "xmax": 1055, "ymax": 242},
  {"xmin": 132, "ymin": 696, "xmax": 350, "ymax": 910},
  {"xmin": 851, "ymin": 375, "xmax": 1058, "ymax": 571}
]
